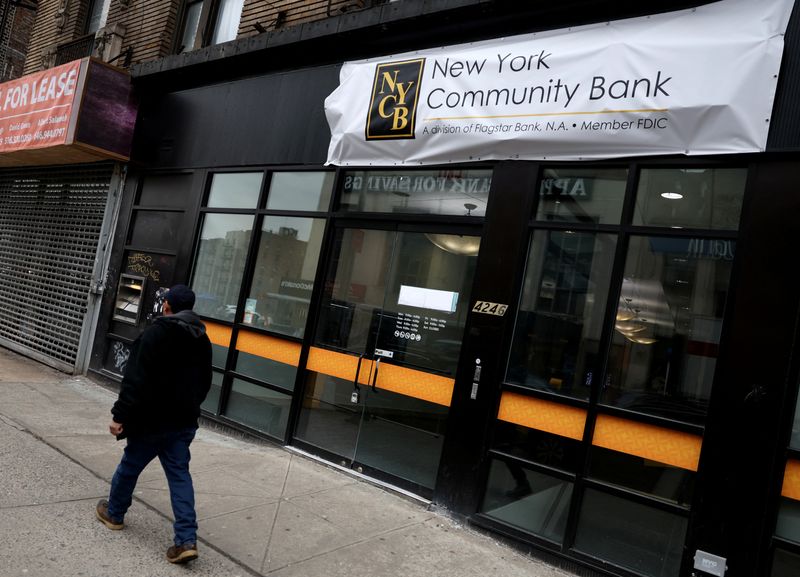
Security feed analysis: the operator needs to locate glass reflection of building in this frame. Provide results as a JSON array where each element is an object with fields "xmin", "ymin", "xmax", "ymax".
[{"xmin": 192, "ymin": 227, "xmax": 251, "ymax": 318}]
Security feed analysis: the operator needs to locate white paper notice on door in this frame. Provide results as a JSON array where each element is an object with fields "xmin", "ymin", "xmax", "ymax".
[{"xmin": 398, "ymin": 285, "xmax": 459, "ymax": 313}]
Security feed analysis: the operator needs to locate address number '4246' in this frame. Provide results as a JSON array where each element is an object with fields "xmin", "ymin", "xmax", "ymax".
[{"xmin": 472, "ymin": 301, "xmax": 508, "ymax": 316}]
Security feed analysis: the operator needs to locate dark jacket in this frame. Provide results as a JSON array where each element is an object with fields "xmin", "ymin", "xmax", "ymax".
[{"xmin": 111, "ymin": 309, "xmax": 213, "ymax": 436}]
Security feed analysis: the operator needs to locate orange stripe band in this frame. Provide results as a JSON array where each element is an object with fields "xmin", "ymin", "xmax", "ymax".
[
  {"xmin": 374, "ymin": 361, "xmax": 454, "ymax": 407},
  {"xmin": 306, "ymin": 346, "xmax": 453, "ymax": 406},
  {"xmin": 782, "ymin": 459, "xmax": 800, "ymax": 501},
  {"xmin": 592, "ymin": 415, "xmax": 701, "ymax": 471},
  {"xmin": 204, "ymin": 322, "xmax": 232, "ymax": 348},
  {"xmin": 497, "ymin": 392, "xmax": 586, "ymax": 441},
  {"xmin": 236, "ymin": 331, "xmax": 302, "ymax": 367},
  {"xmin": 306, "ymin": 347, "xmax": 373, "ymax": 383}
]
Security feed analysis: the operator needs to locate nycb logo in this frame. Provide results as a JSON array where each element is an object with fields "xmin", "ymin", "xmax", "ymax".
[{"xmin": 366, "ymin": 59, "xmax": 425, "ymax": 140}]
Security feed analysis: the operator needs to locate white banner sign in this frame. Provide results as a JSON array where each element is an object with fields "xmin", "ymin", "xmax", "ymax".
[{"xmin": 326, "ymin": 0, "xmax": 795, "ymax": 166}]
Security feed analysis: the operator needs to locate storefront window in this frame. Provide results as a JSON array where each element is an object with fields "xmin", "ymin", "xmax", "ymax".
[
  {"xmin": 206, "ymin": 172, "xmax": 262, "ymax": 208},
  {"xmin": 603, "ymin": 236, "xmax": 735, "ymax": 424},
  {"xmin": 266, "ymin": 172, "xmax": 334, "ymax": 212},
  {"xmin": 574, "ymin": 489, "xmax": 687, "ymax": 577},
  {"xmin": 480, "ymin": 459, "xmax": 573, "ymax": 544},
  {"xmin": 776, "ymin": 497, "xmax": 800, "ymax": 543},
  {"xmin": 589, "ymin": 447, "xmax": 694, "ymax": 506},
  {"xmin": 633, "ymin": 168, "xmax": 746, "ymax": 230},
  {"xmin": 201, "ymin": 370, "xmax": 224, "ymax": 414},
  {"xmin": 191, "ymin": 213, "xmax": 253, "ymax": 320},
  {"xmin": 243, "ymin": 216, "xmax": 325, "ymax": 337},
  {"xmin": 223, "ymin": 378, "xmax": 291, "ymax": 439},
  {"xmin": 339, "ymin": 169, "xmax": 492, "ymax": 216},
  {"xmin": 507, "ymin": 230, "xmax": 617, "ymax": 400},
  {"xmin": 772, "ymin": 548, "xmax": 800, "ymax": 577},
  {"xmin": 536, "ymin": 167, "xmax": 627, "ymax": 225},
  {"xmin": 490, "ymin": 421, "xmax": 582, "ymax": 473}
]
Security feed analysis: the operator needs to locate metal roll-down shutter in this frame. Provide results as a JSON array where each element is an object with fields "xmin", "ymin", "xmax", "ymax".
[{"xmin": 0, "ymin": 164, "xmax": 114, "ymax": 370}]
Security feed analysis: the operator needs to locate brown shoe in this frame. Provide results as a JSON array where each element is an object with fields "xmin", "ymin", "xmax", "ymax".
[
  {"xmin": 166, "ymin": 543, "xmax": 198, "ymax": 564},
  {"xmin": 95, "ymin": 500, "xmax": 124, "ymax": 530}
]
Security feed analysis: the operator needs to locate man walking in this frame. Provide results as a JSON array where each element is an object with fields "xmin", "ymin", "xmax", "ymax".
[{"xmin": 95, "ymin": 284, "xmax": 212, "ymax": 564}]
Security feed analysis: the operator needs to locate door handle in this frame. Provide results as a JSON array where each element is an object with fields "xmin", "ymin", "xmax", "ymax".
[
  {"xmin": 371, "ymin": 358, "xmax": 381, "ymax": 392},
  {"xmin": 351, "ymin": 354, "xmax": 364, "ymax": 403}
]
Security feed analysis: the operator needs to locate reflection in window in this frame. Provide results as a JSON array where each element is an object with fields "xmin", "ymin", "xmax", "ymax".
[
  {"xmin": 380, "ymin": 232, "xmax": 479, "ymax": 376},
  {"xmin": 772, "ymin": 548, "xmax": 800, "ymax": 577},
  {"xmin": 191, "ymin": 214, "xmax": 253, "ymax": 321},
  {"xmin": 207, "ymin": 172, "xmax": 262, "ymax": 208},
  {"xmin": 201, "ymin": 371, "xmax": 223, "ymax": 414},
  {"xmin": 244, "ymin": 217, "xmax": 325, "ymax": 338},
  {"xmin": 318, "ymin": 230, "xmax": 479, "ymax": 376},
  {"xmin": 507, "ymin": 231, "xmax": 617, "ymax": 399},
  {"xmin": 603, "ymin": 236, "xmax": 735, "ymax": 424},
  {"xmin": 574, "ymin": 489, "xmax": 687, "ymax": 577},
  {"xmin": 179, "ymin": 0, "xmax": 204, "ymax": 52},
  {"xmin": 589, "ymin": 446, "xmax": 695, "ymax": 506},
  {"xmin": 340, "ymin": 170, "xmax": 492, "ymax": 216},
  {"xmin": 776, "ymin": 497, "xmax": 800, "ymax": 543},
  {"xmin": 491, "ymin": 421, "xmax": 582, "ymax": 474},
  {"xmin": 267, "ymin": 172, "xmax": 334, "ymax": 211},
  {"xmin": 211, "ymin": 0, "xmax": 245, "ymax": 44},
  {"xmin": 86, "ymin": 0, "xmax": 111, "ymax": 34},
  {"xmin": 480, "ymin": 459, "xmax": 573, "ymax": 544},
  {"xmin": 223, "ymin": 378, "xmax": 291, "ymax": 438},
  {"xmin": 536, "ymin": 167, "xmax": 627, "ymax": 225},
  {"xmin": 317, "ymin": 228, "xmax": 392, "ymax": 354},
  {"xmin": 633, "ymin": 168, "xmax": 746, "ymax": 230},
  {"xmin": 235, "ymin": 350, "xmax": 297, "ymax": 391}
]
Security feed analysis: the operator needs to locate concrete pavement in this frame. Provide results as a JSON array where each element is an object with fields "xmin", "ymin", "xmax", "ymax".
[{"xmin": 0, "ymin": 347, "xmax": 571, "ymax": 577}]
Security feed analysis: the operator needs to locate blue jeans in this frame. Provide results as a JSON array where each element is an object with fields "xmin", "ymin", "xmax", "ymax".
[{"xmin": 107, "ymin": 427, "xmax": 198, "ymax": 546}]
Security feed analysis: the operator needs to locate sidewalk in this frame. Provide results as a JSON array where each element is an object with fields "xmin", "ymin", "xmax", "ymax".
[{"xmin": 0, "ymin": 347, "xmax": 570, "ymax": 577}]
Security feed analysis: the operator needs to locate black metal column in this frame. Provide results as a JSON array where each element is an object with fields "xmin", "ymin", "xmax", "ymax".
[{"xmin": 434, "ymin": 161, "xmax": 539, "ymax": 514}]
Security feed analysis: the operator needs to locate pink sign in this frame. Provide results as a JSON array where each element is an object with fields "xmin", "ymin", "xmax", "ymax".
[{"xmin": 0, "ymin": 60, "xmax": 81, "ymax": 153}]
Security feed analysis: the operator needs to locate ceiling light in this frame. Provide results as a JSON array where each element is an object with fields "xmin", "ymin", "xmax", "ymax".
[
  {"xmin": 616, "ymin": 309, "xmax": 635, "ymax": 322},
  {"xmin": 425, "ymin": 233, "xmax": 481, "ymax": 256},
  {"xmin": 620, "ymin": 325, "xmax": 647, "ymax": 335},
  {"xmin": 628, "ymin": 336, "xmax": 657, "ymax": 345},
  {"xmin": 660, "ymin": 192, "xmax": 683, "ymax": 200}
]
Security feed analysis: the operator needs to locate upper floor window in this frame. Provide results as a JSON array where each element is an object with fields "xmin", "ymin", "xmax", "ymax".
[
  {"xmin": 86, "ymin": 0, "xmax": 111, "ymax": 34},
  {"xmin": 178, "ymin": 0, "xmax": 245, "ymax": 53}
]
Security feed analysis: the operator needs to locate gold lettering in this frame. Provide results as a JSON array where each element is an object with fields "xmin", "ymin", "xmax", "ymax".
[
  {"xmin": 392, "ymin": 106, "xmax": 409, "ymax": 130},
  {"xmin": 378, "ymin": 94, "xmax": 397, "ymax": 119},
  {"xmin": 379, "ymin": 70, "xmax": 399, "ymax": 94},
  {"xmin": 393, "ymin": 80, "xmax": 413, "ymax": 105}
]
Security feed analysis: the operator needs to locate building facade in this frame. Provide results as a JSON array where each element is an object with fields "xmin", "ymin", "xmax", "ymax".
[
  {"xmin": 5, "ymin": 0, "xmax": 800, "ymax": 576},
  {"xmin": 0, "ymin": 1, "xmax": 38, "ymax": 82}
]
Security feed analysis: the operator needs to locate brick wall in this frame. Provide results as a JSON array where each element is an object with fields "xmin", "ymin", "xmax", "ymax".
[
  {"xmin": 107, "ymin": 0, "xmax": 181, "ymax": 66},
  {"xmin": 238, "ymin": 0, "xmax": 367, "ymax": 37},
  {"xmin": 22, "ymin": 0, "xmax": 372, "ymax": 74},
  {"xmin": 2, "ymin": 4, "xmax": 38, "ymax": 80}
]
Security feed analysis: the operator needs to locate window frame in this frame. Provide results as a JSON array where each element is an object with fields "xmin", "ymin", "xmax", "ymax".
[{"xmin": 175, "ymin": 0, "xmax": 244, "ymax": 54}]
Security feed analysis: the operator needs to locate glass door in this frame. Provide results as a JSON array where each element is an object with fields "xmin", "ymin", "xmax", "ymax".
[{"xmin": 295, "ymin": 225, "xmax": 480, "ymax": 493}]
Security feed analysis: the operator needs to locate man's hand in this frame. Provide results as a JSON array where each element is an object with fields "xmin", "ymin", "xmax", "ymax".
[{"xmin": 109, "ymin": 420, "xmax": 124, "ymax": 436}]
